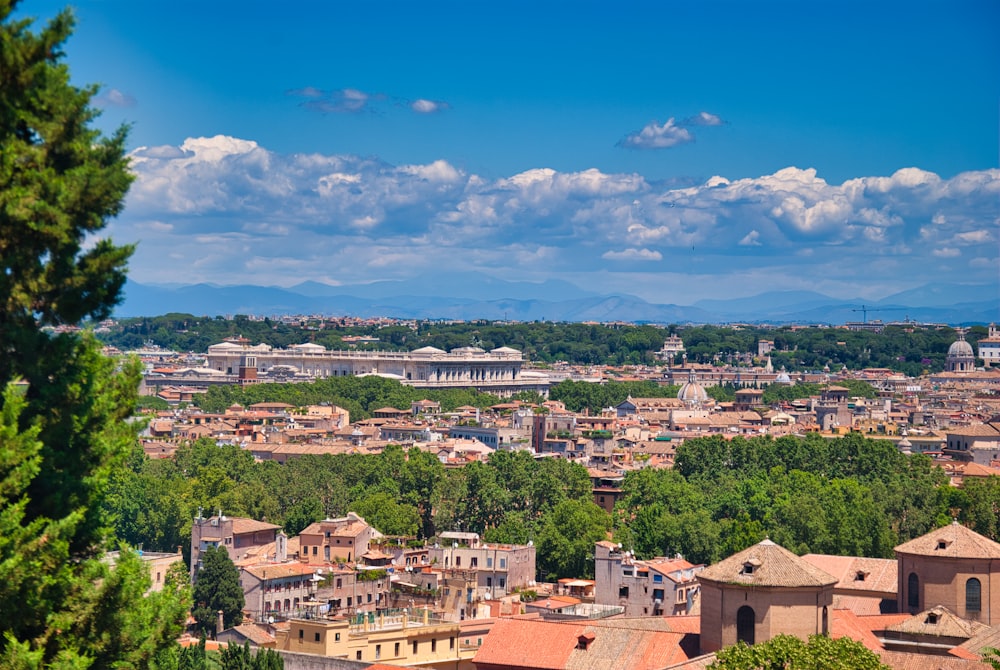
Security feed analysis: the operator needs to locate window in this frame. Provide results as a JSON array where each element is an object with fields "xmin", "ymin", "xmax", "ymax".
[
  {"xmin": 375, "ymin": 644, "xmax": 381, "ymax": 659},
  {"xmin": 967, "ymin": 578, "xmax": 982, "ymax": 613},
  {"xmin": 487, "ymin": 557, "xmax": 493, "ymax": 568},
  {"xmin": 450, "ymin": 637, "xmax": 455, "ymax": 650},
  {"xmin": 312, "ymin": 546, "xmax": 318, "ymax": 556},
  {"xmin": 412, "ymin": 641, "xmax": 418, "ymax": 654},
  {"xmin": 499, "ymin": 578, "xmax": 506, "ymax": 588},
  {"xmin": 653, "ymin": 588, "xmax": 664, "ymax": 601},
  {"xmin": 456, "ymin": 556, "xmax": 461, "ymax": 567},
  {"xmin": 737, "ymin": 606, "xmax": 755, "ymax": 645},
  {"xmin": 432, "ymin": 639, "xmax": 437, "ymax": 652},
  {"xmin": 653, "ymin": 574, "xmax": 663, "ymax": 583},
  {"xmin": 314, "ymin": 632, "xmax": 320, "ymax": 642},
  {"xmin": 298, "ymin": 629, "xmax": 304, "ymax": 640},
  {"xmin": 335, "ymin": 633, "xmax": 340, "ymax": 642},
  {"xmin": 336, "ymin": 578, "xmax": 342, "ymax": 588},
  {"xmin": 486, "ymin": 577, "xmax": 492, "ymax": 588},
  {"xmin": 471, "ymin": 557, "xmax": 478, "ymax": 567},
  {"xmin": 619, "ymin": 586, "xmax": 629, "ymax": 598},
  {"xmin": 499, "ymin": 558, "xmax": 506, "ymax": 569},
  {"xmin": 356, "ymin": 651, "xmax": 362, "ymax": 661},
  {"xmin": 907, "ymin": 573, "xmax": 920, "ymax": 610},
  {"xmin": 395, "ymin": 642, "xmax": 400, "ymax": 656}
]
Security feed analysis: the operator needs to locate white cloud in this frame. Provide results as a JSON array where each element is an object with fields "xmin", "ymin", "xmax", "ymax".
[
  {"xmin": 96, "ymin": 87, "xmax": 136, "ymax": 108},
  {"xmin": 933, "ymin": 247, "xmax": 961, "ymax": 258},
  {"xmin": 618, "ymin": 118, "xmax": 694, "ymax": 149},
  {"xmin": 602, "ymin": 248, "xmax": 663, "ymax": 261},
  {"xmin": 119, "ymin": 136, "xmax": 1000, "ymax": 296},
  {"xmin": 684, "ymin": 111, "xmax": 724, "ymax": 126},
  {"xmin": 411, "ymin": 99, "xmax": 449, "ymax": 113}
]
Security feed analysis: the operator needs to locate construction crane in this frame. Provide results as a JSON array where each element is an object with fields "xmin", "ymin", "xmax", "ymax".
[{"xmin": 851, "ymin": 305, "xmax": 907, "ymax": 324}]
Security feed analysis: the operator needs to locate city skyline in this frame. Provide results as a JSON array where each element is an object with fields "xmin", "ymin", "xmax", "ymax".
[{"xmin": 24, "ymin": 0, "xmax": 1000, "ymax": 303}]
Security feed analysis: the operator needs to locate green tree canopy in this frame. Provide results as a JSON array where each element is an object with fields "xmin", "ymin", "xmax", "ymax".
[
  {"xmin": 0, "ymin": 0, "xmax": 189, "ymax": 665},
  {"xmin": 192, "ymin": 545, "xmax": 245, "ymax": 636},
  {"xmin": 709, "ymin": 634, "xmax": 889, "ymax": 670}
]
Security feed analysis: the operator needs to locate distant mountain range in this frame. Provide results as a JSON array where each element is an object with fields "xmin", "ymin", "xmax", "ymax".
[{"xmin": 116, "ymin": 276, "xmax": 999, "ymax": 325}]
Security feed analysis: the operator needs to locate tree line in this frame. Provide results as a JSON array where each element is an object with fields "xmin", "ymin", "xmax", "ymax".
[
  {"xmin": 98, "ymin": 316, "xmax": 987, "ymax": 374},
  {"xmin": 107, "ymin": 431, "xmax": 1000, "ymax": 583}
]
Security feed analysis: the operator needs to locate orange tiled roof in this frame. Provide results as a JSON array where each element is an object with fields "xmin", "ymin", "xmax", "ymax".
[
  {"xmin": 473, "ymin": 617, "xmax": 695, "ymax": 670},
  {"xmin": 698, "ymin": 539, "xmax": 837, "ymax": 588},
  {"xmin": 231, "ymin": 518, "xmax": 282, "ymax": 534},
  {"xmin": 895, "ymin": 521, "xmax": 1000, "ymax": 559}
]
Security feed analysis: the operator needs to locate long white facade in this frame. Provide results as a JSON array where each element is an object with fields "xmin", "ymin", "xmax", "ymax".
[{"xmin": 205, "ymin": 340, "xmax": 548, "ymax": 396}]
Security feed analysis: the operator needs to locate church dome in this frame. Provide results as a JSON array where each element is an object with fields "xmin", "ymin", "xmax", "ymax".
[
  {"xmin": 948, "ymin": 338, "xmax": 974, "ymax": 358},
  {"xmin": 677, "ymin": 369, "xmax": 709, "ymax": 406}
]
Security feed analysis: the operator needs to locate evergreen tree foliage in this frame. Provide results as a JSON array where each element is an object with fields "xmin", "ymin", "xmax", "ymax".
[
  {"xmin": 0, "ymin": 1, "xmax": 189, "ymax": 665},
  {"xmin": 192, "ymin": 546, "xmax": 245, "ymax": 636},
  {"xmin": 709, "ymin": 634, "xmax": 889, "ymax": 670},
  {"xmin": 219, "ymin": 642, "xmax": 282, "ymax": 670}
]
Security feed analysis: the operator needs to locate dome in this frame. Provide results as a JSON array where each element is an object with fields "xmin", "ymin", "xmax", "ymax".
[
  {"xmin": 677, "ymin": 369, "xmax": 709, "ymax": 406},
  {"xmin": 775, "ymin": 365, "xmax": 791, "ymax": 384},
  {"xmin": 948, "ymin": 339, "xmax": 974, "ymax": 357}
]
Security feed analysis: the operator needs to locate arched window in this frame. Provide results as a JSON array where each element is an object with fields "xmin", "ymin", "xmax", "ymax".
[
  {"xmin": 967, "ymin": 578, "xmax": 982, "ymax": 613},
  {"xmin": 822, "ymin": 606, "xmax": 829, "ymax": 635},
  {"xmin": 737, "ymin": 606, "xmax": 755, "ymax": 645},
  {"xmin": 907, "ymin": 573, "xmax": 919, "ymax": 610}
]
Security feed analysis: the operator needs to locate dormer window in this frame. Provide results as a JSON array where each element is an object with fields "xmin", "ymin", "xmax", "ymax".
[
  {"xmin": 926, "ymin": 612, "xmax": 939, "ymax": 625},
  {"xmin": 741, "ymin": 558, "xmax": 762, "ymax": 576},
  {"xmin": 576, "ymin": 633, "xmax": 595, "ymax": 650},
  {"xmin": 936, "ymin": 540, "xmax": 950, "ymax": 550},
  {"xmin": 855, "ymin": 571, "xmax": 867, "ymax": 582}
]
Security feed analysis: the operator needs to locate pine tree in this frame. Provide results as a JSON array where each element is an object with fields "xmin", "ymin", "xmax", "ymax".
[
  {"xmin": 0, "ymin": 0, "xmax": 188, "ymax": 665},
  {"xmin": 192, "ymin": 546, "xmax": 245, "ymax": 636}
]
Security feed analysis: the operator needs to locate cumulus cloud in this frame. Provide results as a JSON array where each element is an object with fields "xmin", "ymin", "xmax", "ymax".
[
  {"xmin": 119, "ymin": 135, "xmax": 1000, "ymax": 295},
  {"xmin": 618, "ymin": 118, "xmax": 693, "ymax": 149},
  {"xmin": 618, "ymin": 111, "xmax": 724, "ymax": 150},
  {"xmin": 602, "ymin": 248, "xmax": 663, "ymax": 262},
  {"xmin": 96, "ymin": 88, "xmax": 136, "ymax": 108}
]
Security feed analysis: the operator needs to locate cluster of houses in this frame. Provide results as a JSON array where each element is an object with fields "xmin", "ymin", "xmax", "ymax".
[
  {"xmin": 124, "ymin": 330, "xmax": 1000, "ymax": 668},
  {"xmin": 178, "ymin": 503, "xmax": 1000, "ymax": 670}
]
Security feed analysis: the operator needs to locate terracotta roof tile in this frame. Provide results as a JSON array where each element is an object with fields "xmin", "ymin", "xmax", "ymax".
[
  {"xmin": 230, "ymin": 518, "xmax": 282, "ymax": 534},
  {"xmin": 473, "ymin": 617, "xmax": 695, "ymax": 670},
  {"xmin": 895, "ymin": 522, "xmax": 1000, "ymax": 559},
  {"xmin": 698, "ymin": 539, "xmax": 837, "ymax": 588},
  {"xmin": 801, "ymin": 554, "xmax": 898, "ymax": 594}
]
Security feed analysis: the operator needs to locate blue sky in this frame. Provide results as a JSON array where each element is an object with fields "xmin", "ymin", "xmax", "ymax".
[{"xmin": 21, "ymin": 0, "xmax": 1000, "ymax": 304}]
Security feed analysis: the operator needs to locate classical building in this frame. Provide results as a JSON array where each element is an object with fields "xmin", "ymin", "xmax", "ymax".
[
  {"xmin": 696, "ymin": 539, "xmax": 837, "ymax": 653},
  {"xmin": 204, "ymin": 339, "xmax": 546, "ymax": 397},
  {"xmin": 895, "ymin": 520, "xmax": 1000, "ymax": 625},
  {"xmin": 946, "ymin": 331, "xmax": 977, "ymax": 373},
  {"xmin": 655, "ymin": 335, "xmax": 686, "ymax": 362}
]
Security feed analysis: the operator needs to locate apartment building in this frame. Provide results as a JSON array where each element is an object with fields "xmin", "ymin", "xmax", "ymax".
[{"xmin": 593, "ymin": 541, "xmax": 704, "ymax": 616}]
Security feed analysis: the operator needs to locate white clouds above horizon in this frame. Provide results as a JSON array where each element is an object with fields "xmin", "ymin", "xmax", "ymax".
[
  {"xmin": 618, "ymin": 111, "xmax": 725, "ymax": 150},
  {"xmin": 119, "ymin": 135, "xmax": 1000, "ymax": 300}
]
